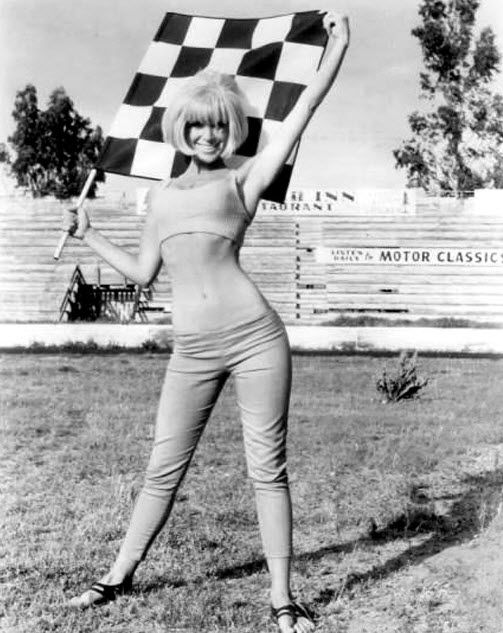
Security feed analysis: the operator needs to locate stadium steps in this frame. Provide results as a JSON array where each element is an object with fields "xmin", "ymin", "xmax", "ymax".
[
  {"xmin": 0, "ymin": 198, "xmax": 172, "ymax": 323},
  {"xmin": 0, "ymin": 197, "xmax": 298, "ymax": 324}
]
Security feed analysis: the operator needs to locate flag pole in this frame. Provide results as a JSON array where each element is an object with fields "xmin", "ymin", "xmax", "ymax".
[{"xmin": 53, "ymin": 168, "xmax": 97, "ymax": 260}]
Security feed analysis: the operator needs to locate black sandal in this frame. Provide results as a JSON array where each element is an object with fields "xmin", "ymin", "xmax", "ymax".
[
  {"xmin": 70, "ymin": 577, "xmax": 133, "ymax": 609},
  {"xmin": 271, "ymin": 600, "xmax": 316, "ymax": 628}
]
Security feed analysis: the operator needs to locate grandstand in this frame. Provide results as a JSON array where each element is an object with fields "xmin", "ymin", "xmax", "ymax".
[
  {"xmin": 291, "ymin": 193, "xmax": 503, "ymax": 324},
  {"xmin": 1, "ymin": 191, "xmax": 502, "ymax": 325},
  {"xmin": 0, "ymin": 196, "xmax": 297, "ymax": 323}
]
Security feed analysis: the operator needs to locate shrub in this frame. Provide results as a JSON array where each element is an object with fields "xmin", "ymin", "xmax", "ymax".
[
  {"xmin": 141, "ymin": 338, "xmax": 172, "ymax": 353},
  {"xmin": 376, "ymin": 351, "xmax": 428, "ymax": 403},
  {"xmin": 141, "ymin": 339, "xmax": 160, "ymax": 353}
]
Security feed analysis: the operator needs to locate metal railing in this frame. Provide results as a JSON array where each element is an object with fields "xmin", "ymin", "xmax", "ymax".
[{"xmin": 59, "ymin": 265, "xmax": 154, "ymax": 323}]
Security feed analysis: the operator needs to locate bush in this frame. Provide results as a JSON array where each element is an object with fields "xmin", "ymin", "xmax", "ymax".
[
  {"xmin": 376, "ymin": 351, "xmax": 428, "ymax": 403},
  {"xmin": 141, "ymin": 339, "xmax": 160, "ymax": 353}
]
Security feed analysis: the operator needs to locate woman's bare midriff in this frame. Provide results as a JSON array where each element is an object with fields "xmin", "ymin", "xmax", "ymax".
[{"xmin": 161, "ymin": 233, "xmax": 271, "ymax": 333}]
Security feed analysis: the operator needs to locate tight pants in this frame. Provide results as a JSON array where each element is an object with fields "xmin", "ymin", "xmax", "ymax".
[{"xmin": 116, "ymin": 308, "xmax": 293, "ymax": 565}]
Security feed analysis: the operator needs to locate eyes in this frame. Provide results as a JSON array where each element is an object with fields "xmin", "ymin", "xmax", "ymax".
[{"xmin": 188, "ymin": 121, "xmax": 228, "ymax": 130}]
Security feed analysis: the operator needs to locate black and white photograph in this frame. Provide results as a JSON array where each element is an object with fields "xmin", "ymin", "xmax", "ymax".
[{"xmin": 1, "ymin": 1, "xmax": 503, "ymax": 631}]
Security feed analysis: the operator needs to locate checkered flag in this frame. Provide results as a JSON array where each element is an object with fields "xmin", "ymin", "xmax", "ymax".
[{"xmin": 96, "ymin": 11, "xmax": 328, "ymax": 203}]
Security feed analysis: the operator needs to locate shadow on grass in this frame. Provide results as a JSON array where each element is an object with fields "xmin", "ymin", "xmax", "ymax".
[
  {"xmin": 140, "ymin": 468, "xmax": 503, "ymax": 605},
  {"xmin": 311, "ymin": 467, "xmax": 503, "ymax": 606}
]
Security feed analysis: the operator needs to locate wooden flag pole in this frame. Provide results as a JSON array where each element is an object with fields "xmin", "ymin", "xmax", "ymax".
[{"xmin": 53, "ymin": 168, "xmax": 97, "ymax": 260}]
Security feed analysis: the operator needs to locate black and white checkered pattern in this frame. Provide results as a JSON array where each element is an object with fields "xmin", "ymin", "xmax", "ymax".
[{"xmin": 97, "ymin": 11, "xmax": 328, "ymax": 202}]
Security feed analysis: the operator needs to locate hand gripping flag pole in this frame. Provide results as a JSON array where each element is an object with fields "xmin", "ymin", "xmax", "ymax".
[
  {"xmin": 53, "ymin": 11, "xmax": 328, "ymax": 259},
  {"xmin": 53, "ymin": 168, "xmax": 97, "ymax": 260}
]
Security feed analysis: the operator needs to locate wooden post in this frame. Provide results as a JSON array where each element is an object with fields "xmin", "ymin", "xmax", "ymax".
[{"xmin": 53, "ymin": 169, "xmax": 97, "ymax": 260}]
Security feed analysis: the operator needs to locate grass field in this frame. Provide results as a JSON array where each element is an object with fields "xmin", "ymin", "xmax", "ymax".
[{"xmin": 2, "ymin": 352, "xmax": 503, "ymax": 632}]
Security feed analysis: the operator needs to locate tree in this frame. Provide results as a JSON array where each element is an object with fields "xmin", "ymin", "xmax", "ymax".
[
  {"xmin": 394, "ymin": 0, "xmax": 503, "ymax": 194},
  {"xmin": 0, "ymin": 142, "xmax": 10, "ymax": 164},
  {"xmin": 5, "ymin": 84, "xmax": 105, "ymax": 199}
]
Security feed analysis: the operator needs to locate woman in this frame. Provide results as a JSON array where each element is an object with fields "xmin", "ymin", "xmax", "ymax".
[{"xmin": 66, "ymin": 12, "xmax": 349, "ymax": 633}]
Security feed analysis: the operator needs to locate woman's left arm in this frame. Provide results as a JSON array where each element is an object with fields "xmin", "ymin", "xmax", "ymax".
[{"xmin": 239, "ymin": 12, "xmax": 350, "ymax": 212}]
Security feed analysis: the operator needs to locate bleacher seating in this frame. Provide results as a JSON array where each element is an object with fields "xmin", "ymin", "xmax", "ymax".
[
  {"xmin": 0, "ymin": 197, "xmax": 298, "ymax": 323},
  {"xmin": 1, "ymin": 192, "xmax": 502, "ymax": 325}
]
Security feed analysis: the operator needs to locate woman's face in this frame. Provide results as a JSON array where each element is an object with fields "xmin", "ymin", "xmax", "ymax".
[{"xmin": 186, "ymin": 121, "xmax": 229, "ymax": 163}]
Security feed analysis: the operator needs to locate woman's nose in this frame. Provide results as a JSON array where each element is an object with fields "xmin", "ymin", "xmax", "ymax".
[{"xmin": 201, "ymin": 125, "xmax": 215, "ymax": 140}]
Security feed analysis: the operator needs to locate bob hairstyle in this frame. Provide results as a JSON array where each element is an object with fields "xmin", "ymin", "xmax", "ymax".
[{"xmin": 162, "ymin": 70, "xmax": 249, "ymax": 159}]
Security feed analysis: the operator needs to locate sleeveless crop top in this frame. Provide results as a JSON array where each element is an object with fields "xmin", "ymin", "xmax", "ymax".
[{"xmin": 152, "ymin": 170, "xmax": 253, "ymax": 247}]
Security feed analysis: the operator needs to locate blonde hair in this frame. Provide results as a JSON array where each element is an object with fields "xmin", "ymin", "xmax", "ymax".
[{"xmin": 162, "ymin": 70, "xmax": 249, "ymax": 159}]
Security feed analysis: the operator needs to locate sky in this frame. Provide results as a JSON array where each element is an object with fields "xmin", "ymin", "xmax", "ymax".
[{"xmin": 1, "ymin": 0, "xmax": 502, "ymax": 195}]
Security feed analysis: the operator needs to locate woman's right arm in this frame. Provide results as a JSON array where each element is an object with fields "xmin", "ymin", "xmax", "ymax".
[
  {"xmin": 65, "ymin": 195, "xmax": 162, "ymax": 287},
  {"xmin": 238, "ymin": 12, "xmax": 350, "ymax": 215}
]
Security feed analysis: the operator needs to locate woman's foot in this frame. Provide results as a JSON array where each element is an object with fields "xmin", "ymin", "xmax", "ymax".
[
  {"xmin": 69, "ymin": 571, "xmax": 133, "ymax": 609},
  {"xmin": 271, "ymin": 592, "xmax": 315, "ymax": 633}
]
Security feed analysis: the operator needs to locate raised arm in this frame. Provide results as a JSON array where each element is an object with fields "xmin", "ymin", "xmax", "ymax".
[
  {"xmin": 239, "ymin": 12, "xmax": 350, "ymax": 213},
  {"xmin": 64, "ymin": 194, "xmax": 162, "ymax": 287}
]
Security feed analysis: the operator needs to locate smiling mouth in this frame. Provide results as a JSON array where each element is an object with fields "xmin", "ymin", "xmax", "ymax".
[{"xmin": 196, "ymin": 144, "xmax": 220, "ymax": 153}]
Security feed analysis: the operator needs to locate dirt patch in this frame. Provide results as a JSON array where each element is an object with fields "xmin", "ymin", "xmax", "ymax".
[
  {"xmin": 337, "ymin": 511, "xmax": 503, "ymax": 633},
  {"xmin": 326, "ymin": 445, "xmax": 503, "ymax": 632}
]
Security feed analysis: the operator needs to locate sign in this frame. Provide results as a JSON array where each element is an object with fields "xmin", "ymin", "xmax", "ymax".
[
  {"xmin": 315, "ymin": 246, "xmax": 503, "ymax": 266},
  {"xmin": 257, "ymin": 189, "xmax": 415, "ymax": 215}
]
